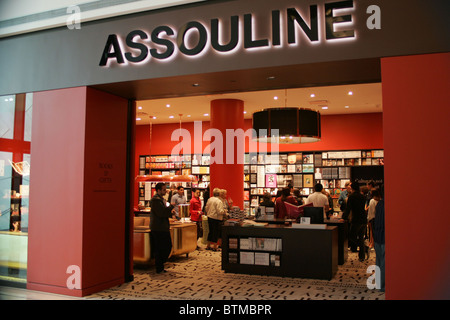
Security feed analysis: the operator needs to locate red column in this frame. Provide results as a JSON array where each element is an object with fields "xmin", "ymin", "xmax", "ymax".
[
  {"xmin": 28, "ymin": 87, "xmax": 129, "ymax": 297},
  {"xmin": 209, "ymin": 99, "xmax": 244, "ymax": 209},
  {"xmin": 381, "ymin": 52, "xmax": 450, "ymax": 300}
]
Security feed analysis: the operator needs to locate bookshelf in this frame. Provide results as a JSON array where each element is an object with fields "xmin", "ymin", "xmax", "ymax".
[{"xmin": 138, "ymin": 149, "xmax": 384, "ymax": 212}]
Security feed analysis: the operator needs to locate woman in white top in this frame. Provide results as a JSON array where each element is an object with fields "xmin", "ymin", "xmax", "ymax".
[
  {"xmin": 366, "ymin": 189, "xmax": 381, "ymax": 248},
  {"xmin": 205, "ymin": 188, "xmax": 227, "ymax": 251}
]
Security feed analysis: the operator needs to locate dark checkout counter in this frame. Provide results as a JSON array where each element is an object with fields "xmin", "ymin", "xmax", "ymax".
[{"xmin": 222, "ymin": 223, "xmax": 338, "ymax": 280}]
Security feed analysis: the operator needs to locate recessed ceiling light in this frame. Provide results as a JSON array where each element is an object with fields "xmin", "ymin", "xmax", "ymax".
[
  {"xmin": 274, "ymin": 96, "xmax": 278, "ymax": 100},
  {"xmin": 267, "ymin": 76, "xmax": 276, "ymax": 80},
  {"xmin": 243, "ymin": 111, "xmax": 247, "ymax": 114},
  {"xmin": 138, "ymin": 106, "xmax": 142, "ymax": 110},
  {"xmin": 203, "ymin": 113, "xmax": 209, "ymax": 116},
  {"xmin": 192, "ymin": 83, "xmax": 200, "ymax": 87},
  {"xmin": 322, "ymin": 106, "xmax": 328, "ymax": 110},
  {"xmin": 136, "ymin": 117, "xmax": 141, "ymax": 121},
  {"xmin": 345, "ymin": 105, "xmax": 350, "ymax": 109},
  {"xmin": 187, "ymin": 115, "xmax": 191, "ymax": 117},
  {"xmin": 310, "ymin": 94, "xmax": 315, "ymax": 98},
  {"xmin": 152, "ymin": 116, "xmax": 157, "ymax": 119},
  {"xmin": 166, "ymin": 104, "xmax": 170, "ymax": 108},
  {"xmin": 169, "ymin": 115, "xmax": 174, "ymax": 118},
  {"xmin": 348, "ymin": 91, "xmax": 353, "ymax": 95}
]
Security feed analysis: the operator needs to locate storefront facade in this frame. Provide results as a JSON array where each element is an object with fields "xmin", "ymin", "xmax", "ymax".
[{"xmin": 0, "ymin": 0, "xmax": 449, "ymax": 299}]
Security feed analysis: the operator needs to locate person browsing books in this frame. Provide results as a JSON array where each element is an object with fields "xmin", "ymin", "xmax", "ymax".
[
  {"xmin": 260, "ymin": 192, "xmax": 275, "ymax": 207},
  {"xmin": 305, "ymin": 183, "xmax": 330, "ymax": 219},
  {"xmin": 170, "ymin": 185, "xmax": 187, "ymax": 219},
  {"xmin": 205, "ymin": 188, "xmax": 228, "ymax": 251},
  {"xmin": 274, "ymin": 187, "xmax": 298, "ymax": 219}
]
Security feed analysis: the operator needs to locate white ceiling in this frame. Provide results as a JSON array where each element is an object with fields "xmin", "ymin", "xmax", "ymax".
[{"xmin": 135, "ymin": 82, "xmax": 382, "ymax": 125}]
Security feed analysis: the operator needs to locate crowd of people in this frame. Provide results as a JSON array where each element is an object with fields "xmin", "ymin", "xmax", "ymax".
[
  {"xmin": 149, "ymin": 180, "xmax": 385, "ymax": 292},
  {"xmin": 261, "ymin": 180, "xmax": 385, "ymax": 292}
]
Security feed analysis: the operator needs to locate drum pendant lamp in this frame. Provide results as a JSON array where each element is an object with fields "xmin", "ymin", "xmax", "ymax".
[{"xmin": 252, "ymin": 90, "xmax": 321, "ymax": 144}]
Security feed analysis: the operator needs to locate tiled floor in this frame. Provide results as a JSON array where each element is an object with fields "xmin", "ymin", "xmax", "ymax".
[{"xmin": 1, "ymin": 247, "xmax": 384, "ymax": 301}]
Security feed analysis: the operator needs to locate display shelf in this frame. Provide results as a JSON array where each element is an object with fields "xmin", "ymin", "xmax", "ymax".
[
  {"xmin": 139, "ymin": 149, "xmax": 384, "ymax": 211},
  {"xmin": 222, "ymin": 225, "xmax": 338, "ymax": 280}
]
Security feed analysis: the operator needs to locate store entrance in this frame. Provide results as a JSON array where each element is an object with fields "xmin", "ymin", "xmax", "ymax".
[{"xmin": 121, "ymin": 58, "xmax": 384, "ymax": 277}]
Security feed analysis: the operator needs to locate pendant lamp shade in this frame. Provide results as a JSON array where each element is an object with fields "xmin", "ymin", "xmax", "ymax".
[{"xmin": 252, "ymin": 108, "xmax": 321, "ymax": 143}]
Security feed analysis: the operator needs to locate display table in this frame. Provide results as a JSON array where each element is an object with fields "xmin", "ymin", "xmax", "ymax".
[
  {"xmin": 133, "ymin": 214, "xmax": 197, "ymax": 265},
  {"xmin": 222, "ymin": 225, "xmax": 338, "ymax": 280}
]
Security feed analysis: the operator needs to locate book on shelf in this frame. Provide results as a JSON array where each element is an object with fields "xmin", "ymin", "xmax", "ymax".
[
  {"xmin": 228, "ymin": 252, "xmax": 238, "ymax": 263},
  {"xmin": 265, "ymin": 174, "xmax": 277, "ymax": 188},
  {"xmin": 270, "ymin": 254, "xmax": 281, "ymax": 267},
  {"xmin": 303, "ymin": 174, "xmax": 313, "ymax": 187},
  {"xmin": 254, "ymin": 252, "xmax": 270, "ymax": 266},
  {"xmin": 240, "ymin": 252, "xmax": 255, "ymax": 265}
]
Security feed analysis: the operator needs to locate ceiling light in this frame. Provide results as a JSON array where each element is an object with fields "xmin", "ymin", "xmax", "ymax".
[
  {"xmin": 192, "ymin": 83, "xmax": 199, "ymax": 87},
  {"xmin": 274, "ymin": 96, "xmax": 278, "ymax": 100},
  {"xmin": 166, "ymin": 104, "xmax": 170, "ymax": 108},
  {"xmin": 136, "ymin": 117, "xmax": 141, "ymax": 121},
  {"xmin": 243, "ymin": 111, "xmax": 247, "ymax": 114},
  {"xmin": 169, "ymin": 115, "xmax": 174, "ymax": 118},
  {"xmin": 153, "ymin": 116, "xmax": 157, "ymax": 119},
  {"xmin": 310, "ymin": 94, "xmax": 315, "ymax": 98},
  {"xmin": 203, "ymin": 113, "xmax": 209, "ymax": 116},
  {"xmin": 322, "ymin": 106, "xmax": 328, "ymax": 110},
  {"xmin": 187, "ymin": 115, "xmax": 191, "ymax": 117},
  {"xmin": 345, "ymin": 105, "xmax": 350, "ymax": 109},
  {"xmin": 348, "ymin": 91, "xmax": 353, "ymax": 95},
  {"xmin": 138, "ymin": 106, "xmax": 142, "ymax": 110},
  {"xmin": 252, "ymin": 108, "xmax": 321, "ymax": 144}
]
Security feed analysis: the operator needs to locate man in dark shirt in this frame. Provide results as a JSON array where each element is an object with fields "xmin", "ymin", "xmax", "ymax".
[
  {"xmin": 150, "ymin": 182, "xmax": 174, "ymax": 273},
  {"xmin": 343, "ymin": 182, "xmax": 368, "ymax": 261}
]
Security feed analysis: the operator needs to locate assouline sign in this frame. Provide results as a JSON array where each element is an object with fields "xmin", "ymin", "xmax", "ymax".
[{"xmin": 99, "ymin": 0, "xmax": 379, "ymax": 67}]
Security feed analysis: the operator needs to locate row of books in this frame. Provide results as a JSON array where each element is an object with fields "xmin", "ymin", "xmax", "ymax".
[
  {"xmin": 230, "ymin": 237, "xmax": 282, "ymax": 252},
  {"xmin": 141, "ymin": 150, "xmax": 384, "ymax": 165},
  {"xmin": 228, "ymin": 252, "xmax": 281, "ymax": 267}
]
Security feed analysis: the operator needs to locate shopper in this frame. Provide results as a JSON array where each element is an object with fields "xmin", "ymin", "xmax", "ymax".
[
  {"xmin": 292, "ymin": 188, "xmax": 303, "ymax": 205},
  {"xmin": 205, "ymin": 188, "xmax": 227, "ymax": 251},
  {"xmin": 321, "ymin": 189, "xmax": 334, "ymax": 218},
  {"xmin": 202, "ymin": 184, "xmax": 210, "ymax": 212},
  {"xmin": 305, "ymin": 183, "xmax": 330, "ymax": 219},
  {"xmin": 338, "ymin": 181, "xmax": 351, "ymax": 212},
  {"xmin": 150, "ymin": 182, "xmax": 174, "ymax": 274},
  {"xmin": 274, "ymin": 187, "xmax": 298, "ymax": 219},
  {"xmin": 367, "ymin": 189, "xmax": 381, "ymax": 249},
  {"xmin": 167, "ymin": 184, "xmax": 177, "ymax": 203},
  {"xmin": 219, "ymin": 189, "xmax": 233, "ymax": 211},
  {"xmin": 260, "ymin": 192, "xmax": 275, "ymax": 207},
  {"xmin": 365, "ymin": 181, "xmax": 376, "ymax": 207},
  {"xmin": 189, "ymin": 188, "xmax": 203, "ymax": 243},
  {"xmin": 343, "ymin": 182, "xmax": 368, "ymax": 261},
  {"xmin": 373, "ymin": 185, "xmax": 385, "ymax": 292},
  {"xmin": 170, "ymin": 185, "xmax": 187, "ymax": 219}
]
